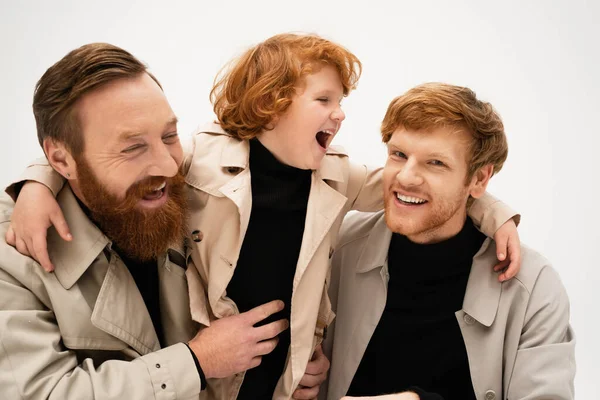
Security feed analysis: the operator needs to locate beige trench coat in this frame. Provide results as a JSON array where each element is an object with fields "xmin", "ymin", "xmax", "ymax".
[
  {"xmin": 7, "ymin": 123, "xmax": 516, "ymax": 399},
  {"xmin": 0, "ymin": 188, "xmax": 202, "ymax": 399},
  {"xmin": 323, "ymin": 211, "xmax": 575, "ymax": 400}
]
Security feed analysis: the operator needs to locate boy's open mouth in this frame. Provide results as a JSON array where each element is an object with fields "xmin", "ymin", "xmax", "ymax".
[{"xmin": 316, "ymin": 130, "xmax": 334, "ymax": 149}]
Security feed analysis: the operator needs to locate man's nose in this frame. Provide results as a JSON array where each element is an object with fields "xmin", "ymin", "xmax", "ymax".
[
  {"xmin": 396, "ymin": 161, "xmax": 424, "ymax": 187},
  {"xmin": 147, "ymin": 144, "xmax": 179, "ymax": 177}
]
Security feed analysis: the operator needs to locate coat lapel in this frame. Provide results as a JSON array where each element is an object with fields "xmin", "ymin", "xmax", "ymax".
[
  {"xmin": 159, "ymin": 250, "xmax": 198, "ymax": 345},
  {"xmin": 91, "ymin": 256, "xmax": 160, "ymax": 355},
  {"xmin": 293, "ymin": 174, "xmax": 346, "ymax": 287},
  {"xmin": 334, "ymin": 215, "xmax": 391, "ymax": 396}
]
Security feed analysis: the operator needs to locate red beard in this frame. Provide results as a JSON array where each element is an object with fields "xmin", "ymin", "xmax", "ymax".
[{"xmin": 75, "ymin": 157, "xmax": 187, "ymax": 261}]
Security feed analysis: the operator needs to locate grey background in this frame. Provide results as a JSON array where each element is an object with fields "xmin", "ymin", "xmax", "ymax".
[{"xmin": 1, "ymin": 0, "xmax": 598, "ymax": 397}]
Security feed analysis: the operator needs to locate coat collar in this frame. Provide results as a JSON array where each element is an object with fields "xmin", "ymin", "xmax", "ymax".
[
  {"xmin": 353, "ymin": 212, "xmax": 501, "ymax": 326},
  {"xmin": 355, "ymin": 211, "xmax": 392, "ymax": 273},
  {"xmin": 198, "ymin": 122, "xmax": 346, "ymax": 182},
  {"xmin": 48, "ymin": 186, "xmax": 110, "ymax": 289},
  {"xmin": 461, "ymin": 238, "xmax": 502, "ymax": 327}
]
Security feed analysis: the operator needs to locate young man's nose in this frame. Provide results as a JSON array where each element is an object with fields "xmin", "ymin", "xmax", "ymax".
[{"xmin": 395, "ymin": 162, "xmax": 424, "ymax": 187}]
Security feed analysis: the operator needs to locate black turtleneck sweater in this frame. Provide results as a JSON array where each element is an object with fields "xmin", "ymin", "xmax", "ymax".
[
  {"xmin": 347, "ymin": 217, "xmax": 486, "ymax": 400},
  {"xmin": 226, "ymin": 139, "xmax": 312, "ymax": 399}
]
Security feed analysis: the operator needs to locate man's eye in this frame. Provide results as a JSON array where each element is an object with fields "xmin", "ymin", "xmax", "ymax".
[
  {"xmin": 392, "ymin": 151, "xmax": 407, "ymax": 159},
  {"xmin": 430, "ymin": 160, "xmax": 445, "ymax": 167},
  {"xmin": 122, "ymin": 144, "xmax": 144, "ymax": 153}
]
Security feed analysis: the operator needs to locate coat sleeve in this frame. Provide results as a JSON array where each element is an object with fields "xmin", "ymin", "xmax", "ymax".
[
  {"xmin": 467, "ymin": 192, "xmax": 521, "ymax": 237},
  {"xmin": 5, "ymin": 135, "xmax": 195, "ymax": 202},
  {"xmin": 507, "ymin": 266, "xmax": 576, "ymax": 400},
  {"xmin": 344, "ymin": 163, "xmax": 520, "ymax": 236},
  {"xmin": 0, "ymin": 249, "xmax": 202, "ymax": 399},
  {"xmin": 5, "ymin": 157, "xmax": 65, "ymax": 201},
  {"xmin": 345, "ymin": 163, "xmax": 384, "ymax": 212}
]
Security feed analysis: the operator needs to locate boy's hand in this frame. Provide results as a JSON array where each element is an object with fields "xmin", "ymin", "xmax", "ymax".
[
  {"xmin": 5, "ymin": 181, "xmax": 71, "ymax": 272},
  {"xmin": 293, "ymin": 344, "xmax": 330, "ymax": 399},
  {"xmin": 493, "ymin": 218, "xmax": 521, "ymax": 282}
]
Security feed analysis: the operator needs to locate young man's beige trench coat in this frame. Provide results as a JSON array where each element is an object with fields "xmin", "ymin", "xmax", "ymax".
[
  {"xmin": 4, "ymin": 123, "xmax": 515, "ymax": 399},
  {"xmin": 323, "ymin": 211, "xmax": 576, "ymax": 400}
]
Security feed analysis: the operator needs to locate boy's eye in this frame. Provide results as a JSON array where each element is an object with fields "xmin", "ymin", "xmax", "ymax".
[
  {"xmin": 317, "ymin": 97, "xmax": 329, "ymax": 103},
  {"xmin": 162, "ymin": 133, "xmax": 179, "ymax": 143}
]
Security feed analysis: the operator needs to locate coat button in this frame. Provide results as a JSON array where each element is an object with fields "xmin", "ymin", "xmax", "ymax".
[
  {"xmin": 464, "ymin": 314, "xmax": 475, "ymax": 325},
  {"xmin": 485, "ymin": 390, "xmax": 496, "ymax": 400},
  {"xmin": 191, "ymin": 230, "xmax": 204, "ymax": 243}
]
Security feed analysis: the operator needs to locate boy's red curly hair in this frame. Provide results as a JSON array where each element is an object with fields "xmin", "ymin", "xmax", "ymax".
[{"xmin": 210, "ymin": 33, "xmax": 361, "ymax": 139}]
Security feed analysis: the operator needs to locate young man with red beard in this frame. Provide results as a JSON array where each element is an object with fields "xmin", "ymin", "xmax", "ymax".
[
  {"xmin": 0, "ymin": 43, "xmax": 291, "ymax": 399},
  {"xmin": 323, "ymin": 83, "xmax": 575, "ymax": 400}
]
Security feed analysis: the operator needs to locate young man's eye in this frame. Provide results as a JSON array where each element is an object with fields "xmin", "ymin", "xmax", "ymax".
[
  {"xmin": 392, "ymin": 151, "xmax": 407, "ymax": 159},
  {"xmin": 429, "ymin": 160, "xmax": 446, "ymax": 167}
]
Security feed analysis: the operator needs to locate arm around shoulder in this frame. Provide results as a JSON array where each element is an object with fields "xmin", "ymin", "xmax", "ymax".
[
  {"xmin": 5, "ymin": 156, "xmax": 65, "ymax": 201},
  {"xmin": 346, "ymin": 162, "xmax": 384, "ymax": 212}
]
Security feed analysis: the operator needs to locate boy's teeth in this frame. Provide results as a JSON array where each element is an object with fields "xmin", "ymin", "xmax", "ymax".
[
  {"xmin": 153, "ymin": 182, "xmax": 166, "ymax": 191},
  {"xmin": 396, "ymin": 193, "xmax": 426, "ymax": 204}
]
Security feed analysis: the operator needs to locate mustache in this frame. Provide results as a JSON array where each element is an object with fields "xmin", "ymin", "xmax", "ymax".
[{"xmin": 125, "ymin": 173, "xmax": 185, "ymax": 200}]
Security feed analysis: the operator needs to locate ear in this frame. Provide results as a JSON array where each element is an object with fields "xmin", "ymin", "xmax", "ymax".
[
  {"xmin": 469, "ymin": 164, "xmax": 494, "ymax": 199},
  {"xmin": 43, "ymin": 138, "xmax": 77, "ymax": 180},
  {"xmin": 265, "ymin": 115, "xmax": 279, "ymax": 131}
]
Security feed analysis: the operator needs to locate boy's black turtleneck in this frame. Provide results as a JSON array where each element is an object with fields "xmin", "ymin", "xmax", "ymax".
[
  {"xmin": 226, "ymin": 138, "xmax": 312, "ymax": 399},
  {"xmin": 347, "ymin": 217, "xmax": 486, "ymax": 400}
]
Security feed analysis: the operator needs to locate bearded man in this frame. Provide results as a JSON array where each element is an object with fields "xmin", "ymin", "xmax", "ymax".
[{"xmin": 0, "ymin": 43, "xmax": 290, "ymax": 399}]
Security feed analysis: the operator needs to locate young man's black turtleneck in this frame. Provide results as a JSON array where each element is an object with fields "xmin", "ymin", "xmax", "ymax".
[
  {"xmin": 348, "ymin": 217, "xmax": 486, "ymax": 400},
  {"xmin": 226, "ymin": 138, "xmax": 312, "ymax": 399}
]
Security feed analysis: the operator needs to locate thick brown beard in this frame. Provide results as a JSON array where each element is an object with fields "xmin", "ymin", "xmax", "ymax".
[{"xmin": 75, "ymin": 157, "xmax": 188, "ymax": 261}]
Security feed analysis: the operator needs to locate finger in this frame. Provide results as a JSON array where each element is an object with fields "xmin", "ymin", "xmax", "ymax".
[
  {"xmin": 495, "ymin": 230, "xmax": 509, "ymax": 262},
  {"xmin": 245, "ymin": 300, "xmax": 285, "ymax": 325},
  {"xmin": 50, "ymin": 209, "xmax": 72, "ymax": 241},
  {"xmin": 298, "ymin": 370, "xmax": 326, "ymax": 388},
  {"xmin": 5, "ymin": 225, "xmax": 16, "ymax": 246},
  {"xmin": 499, "ymin": 237, "xmax": 522, "ymax": 282},
  {"xmin": 15, "ymin": 237, "xmax": 31, "ymax": 257},
  {"xmin": 493, "ymin": 258, "xmax": 509, "ymax": 273},
  {"xmin": 254, "ymin": 318, "xmax": 289, "ymax": 341},
  {"xmin": 33, "ymin": 233, "xmax": 54, "ymax": 272},
  {"xmin": 304, "ymin": 357, "xmax": 330, "ymax": 376},
  {"xmin": 25, "ymin": 237, "xmax": 39, "ymax": 265},
  {"xmin": 254, "ymin": 337, "xmax": 279, "ymax": 356},
  {"xmin": 248, "ymin": 356, "xmax": 262, "ymax": 370},
  {"xmin": 293, "ymin": 384, "xmax": 319, "ymax": 400}
]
